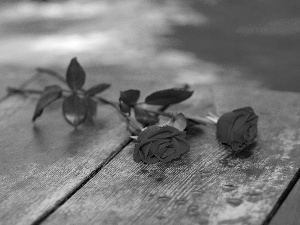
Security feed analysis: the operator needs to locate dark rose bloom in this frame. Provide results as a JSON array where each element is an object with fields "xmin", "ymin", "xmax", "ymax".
[
  {"xmin": 216, "ymin": 107, "xmax": 258, "ymax": 151},
  {"xmin": 133, "ymin": 125, "xmax": 190, "ymax": 164}
]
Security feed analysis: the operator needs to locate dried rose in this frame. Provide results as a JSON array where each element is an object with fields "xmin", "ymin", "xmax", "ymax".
[
  {"xmin": 216, "ymin": 107, "xmax": 258, "ymax": 151},
  {"xmin": 133, "ymin": 125, "xmax": 190, "ymax": 164}
]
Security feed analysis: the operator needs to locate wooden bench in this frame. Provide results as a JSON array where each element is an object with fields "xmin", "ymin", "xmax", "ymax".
[{"xmin": 0, "ymin": 73, "xmax": 299, "ymax": 225}]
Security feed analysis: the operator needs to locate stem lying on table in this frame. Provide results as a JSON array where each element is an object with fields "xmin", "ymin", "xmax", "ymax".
[
  {"xmin": 7, "ymin": 87, "xmax": 211, "ymax": 133},
  {"xmin": 7, "ymin": 87, "xmax": 143, "ymax": 134},
  {"xmin": 36, "ymin": 67, "xmax": 66, "ymax": 84},
  {"xmin": 94, "ymin": 96, "xmax": 143, "ymax": 134}
]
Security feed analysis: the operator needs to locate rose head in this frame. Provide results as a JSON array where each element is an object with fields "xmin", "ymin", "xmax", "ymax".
[
  {"xmin": 133, "ymin": 125, "xmax": 190, "ymax": 164},
  {"xmin": 216, "ymin": 107, "xmax": 258, "ymax": 151}
]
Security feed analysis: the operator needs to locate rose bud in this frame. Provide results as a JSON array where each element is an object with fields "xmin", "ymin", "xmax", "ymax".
[
  {"xmin": 216, "ymin": 107, "xmax": 258, "ymax": 151},
  {"xmin": 133, "ymin": 125, "xmax": 190, "ymax": 164}
]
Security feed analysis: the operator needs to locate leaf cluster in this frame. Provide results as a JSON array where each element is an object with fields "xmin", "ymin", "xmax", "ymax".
[
  {"xmin": 119, "ymin": 88, "xmax": 193, "ymax": 126},
  {"xmin": 33, "ymin": 57, "xmax": 110, "ymax": 127},
  {"xmin": 31, "ymin": 57, "xmax": 194, "ymax": 130}
]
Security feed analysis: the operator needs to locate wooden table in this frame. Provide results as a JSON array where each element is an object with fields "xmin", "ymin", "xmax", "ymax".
[{"xmin": 0, "ymin": 73, "xmax": 299, "ymax": 225}]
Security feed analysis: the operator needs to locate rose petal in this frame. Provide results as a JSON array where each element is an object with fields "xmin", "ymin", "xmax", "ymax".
[
  {"xmin": 138, "ymin": 144, "xmax": 147, "ymax": 161},
  {"xmin": 174, "ymin": 137, "xmax": 190, "ymax": 157},
  {"xmin": 150, "ymin": 129, "xmax": 176, "ymax": 139},
  {"xmin": 147, "ymin": 157, "xmax": 160, "ymax": 164},
  {"xmin": 155, "ymin": 142, "xmax": 172, "ymax": 156},
  {"xmin": 155, "ymin": 149, "xmax": 175, "ymax": 163},
  {"xmin": 248, "ymin": 124, "xmax": 258, "ymax": 141},
  {"xmin": 232, "ymin": 114, "xmax": 251, "ymax": 132},
  {"xmin": 134, "ymin": 125, "xmax": 190, "ymax": 164},
  {"xmin": 139, "ymin": 137, "xmax": 168, "ymax": 149},
  {"xmin": 133, "ymin": 144, "xmax": 142, "ymax": 162},
  {"xmin": 150, "ymin": 132, "xmax": 173, "ymax": 140},
  {"xmin": 151, "ymin": 140, "xmax": 170, "ymax": 156},
  {"xmin": 231, "ymin": 112, "xmax": 257, "ymax": 147},
  {"xmin": 231, "ymin": 116, "xmax": 249, "ymax": 145},
  {"xmin": 139, "ymin": 147, "xmax": 157, "ymax": 164},
  {"xmin": 217, "ymin": 112, "xmax": 236, "ymax": 143},
  {"xmin": 233, "ymin": 107, "xmax": 254, "ymax": 114},
  {"xmin": 142, "ymin": 142, "xmax": 152, "ymax": 159},
  {"xmin": 161, "ymin": 147, "xmax": 175, "ymax": 158},
  {"xmin": 173, "ymin": 131, "xmax": 187, "ymax": 140},
  {"xmin": 216, "ymin": 106, "xmax": 258, "ymax": 151},
  {"xmin": 137, "ymin": 126, "xmax": 161, "ymax": 141}
]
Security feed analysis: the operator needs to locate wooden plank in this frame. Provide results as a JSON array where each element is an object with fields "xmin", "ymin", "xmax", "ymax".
[
  {"xmin": 0, "ymin": 86, "xmax": 130, "ymax": 224},
  {"xmin": 42, "ymin": 85, "xmax": 300, "ymax": 225},
  {"xmin": 0, "ymin": 68, "xmax": 209, "ymax": 225},
  {"xmin": 0, "ymin": 66, "xmax": 34, "ymax": 99},
  {"xmin": 0, "ymin": 70, "xmax": 178, "ymax": 225},
  {"xmin": 268, "ymin": 173, "xmax": 300, "ymax": 225}
]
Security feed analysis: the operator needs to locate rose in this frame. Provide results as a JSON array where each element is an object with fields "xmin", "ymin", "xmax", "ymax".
[
  {"xmin": 133, "ymin": 125, "xmax": 190, "ymax": 164},
  {"xmin": 216, "ymin": 107, "xmax": 258, "ymax": 151}
]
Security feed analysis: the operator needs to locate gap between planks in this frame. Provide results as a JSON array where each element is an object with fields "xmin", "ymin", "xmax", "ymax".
[
  {"xmin": 1, "ymin": 72, "xmax": 208, "ymax": 225},
  {"xmin": 5, "ymin": 73, "xmax": 299, "ymax": 224},
  {"xmin": 263, "ymin": 168, "xmax": 300, "ymax": 225},
  {"xmin": 31, "ymin": 137, "xmax": 133, "ymax": 225},
  {"xmin": 0, "ymin": 73, "xmax": 135, "ymax": 225},
  {"xmin": 40, "ymin": 85, "xmax": 300, "ymax": 225}
]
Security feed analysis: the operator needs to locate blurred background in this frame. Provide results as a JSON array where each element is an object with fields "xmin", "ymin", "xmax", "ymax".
[{"xmin": 0, "ymin": 0, "xmax": 299, "ymax": 92}]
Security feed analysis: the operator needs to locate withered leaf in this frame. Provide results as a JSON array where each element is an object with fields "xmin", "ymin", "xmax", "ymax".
[{"xmin": 32, "ymin": 85, "xmax": 63, "ymax": 121}]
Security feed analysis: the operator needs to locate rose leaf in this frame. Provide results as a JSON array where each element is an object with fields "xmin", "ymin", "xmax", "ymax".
[
  {"xmin": 145, "ymin": 88, "xmax": 193, "ymax": 105},
  {"xmin": 119, "ymin": 89, "xmax": 140, "ymax": 106},
  {"xmin": 66, "ymin": 57, "xmax": 86, "ymax": 91},
  {"xmin": 84, "ymin": 97, "xmax": 97, "ymax": 121},
  {"xmin": 62, "ymin": 94, "xmax": 86, "ymax": 127},
  {"xmin": 32, "ymin": 85, "xmax": 63, "ymax": 121},
  {"xmin": 86, "ymin": 83, "xmax": 110, "ymax": 96},
  {"xmin": 134, "ymin": 107, "xmax": 159, "ymax": 126},
  {"xmin": 119, "ymin": 101, "xmax": 131, "ymax": 114}
]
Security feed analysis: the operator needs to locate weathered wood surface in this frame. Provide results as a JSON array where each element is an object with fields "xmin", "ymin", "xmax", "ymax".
[
  {"xmin": 269, "ymin": 172, "xmax": 300, "ymax": 225},
  {"xmin": 0, "ymin": 69, "xmax": 202, "ymax": 225},
  {"xmin": 0, "ymin": 85, "xmax": 128, "ymax": 224},
  {"xmin": 0, "ymin": 70, "xmax": 173, "ymax": 225},
  {"xmin": 42, "ymin": 85, "xmax": 300, "ymax": 225},
  {"xmin": 0, "ymin": 66, "xmax": 35, "ymax": 99}
]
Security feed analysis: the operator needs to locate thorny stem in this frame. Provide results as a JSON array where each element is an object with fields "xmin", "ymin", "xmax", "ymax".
[
  {"xmin": 94, "ymin": 96, "xmax": 143, "ymax": 133},
  {"xmin": 7, "ymin": 87, "xmax": 210, "ymax": 133},
  {"xmin": 8, "ymin": 87, "xmax": 81, "ymax": 96},
  {"xmin": 32, "ymin": 69, "xmax": 209, "ymax": 125},
  {"xmin": 139, "ymin": 107, "xmax": 210, "ymax": 125},
  {"xmin": 6, "ymin": 87, "xmax": 43, "ymax": 95},
  {"xmin": 7, "ymin": 87, "xmax": 143, "ymax": 134}
]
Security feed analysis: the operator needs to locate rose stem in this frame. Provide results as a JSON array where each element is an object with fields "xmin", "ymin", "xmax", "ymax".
[
  {"xmin": 36, "ymin": 68, "xmax": 66, "ymax": 84},
  {"xmin": 24, "ymin": 70, "xmax": 206, "ymax": 126},
  {"xmin": 7, "ymin": 87, "xmax": 73, "ymax": 96},
  {"xmin": 137, "ymin": 107, "xmax": 209, "ymax": 125},
  {"xmin": 6, "ymin": 87, "xmax": 208, "ymax": 128},
  {"xmin": 94, "ymin": 97, "xmax": 143, "ymax": 133},
  {"xmin": 7, "ymin": 87, "xmax": 143, "ymax": 133}
]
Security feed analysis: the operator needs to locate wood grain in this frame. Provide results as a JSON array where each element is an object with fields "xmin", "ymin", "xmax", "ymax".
[
  {"xmin": 0, "ymin": 69, "xmax": 206, "ymax": 225},
  {"xmin": 0, "ymin": 92, "xmax": 130, "ymax": 225},
  {"xmin": 42, "ymin": 85, "xmax": 300, "ymax": 225}
]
